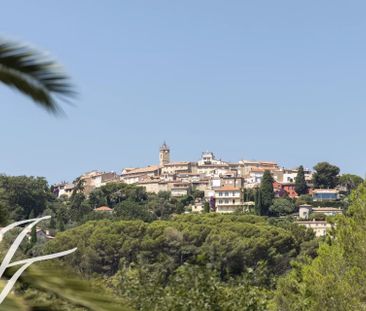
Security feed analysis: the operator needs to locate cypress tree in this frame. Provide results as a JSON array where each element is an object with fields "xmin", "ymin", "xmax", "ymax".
[
  {"xmin": 295, "ymin": 165, "xmax": 308, "ymax": 195},
  {"xmin": 259, "ymin": 170, "xmax": 274, "ymax": 216},
  {"xmin": 57, "ymin": 213, "xmax": 65, "ymax": 232},
  {"xmin": 255, "ymin": 188, "xmax": 263, "ymax": 215},
  {"xmin": 29, "ymin": 210, "xmax": 37, "ymax": 244},
  {"xmin": 31, "ymin": 224, "xmax": 37, "ymax": 244}
]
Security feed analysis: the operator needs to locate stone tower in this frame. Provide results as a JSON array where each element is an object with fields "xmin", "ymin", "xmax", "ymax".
[{"xmin": 159, "ymin": 142, "xmax": 170, "ymax": 166}]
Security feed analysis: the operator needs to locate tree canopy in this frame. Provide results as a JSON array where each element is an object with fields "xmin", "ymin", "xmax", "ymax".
[
  {"xmin": 270, "ymin": 198, "xmax": 295, "ymax": 216},
  {"xmin": 257, "ymin": 170, "xmax": 274, "ymax": 216},
  {"xmin": 312, "ymin": 162, "xmax": 340, "ymax": 189},
  {"xmin": 338, "ymin": 174, "xmax": 363, "ymax": 194},
  {"xmin": 274, "ymin": 182, "xmax": 366, "ymax": 310},
  {"xmin": 295, "ymin": 165, "xmax": 308, "ymax": 195}
]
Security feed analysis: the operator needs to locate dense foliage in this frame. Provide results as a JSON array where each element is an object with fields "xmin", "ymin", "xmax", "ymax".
[
  {"xmin": 273, "ymin": 183, "xmax": 366, "ymax": 310},
  {"xmin": 312, "ymin": 162, "xmax": 340, "ymax": 189},
  {"xmin": 45, "ymin": 214, "xmax": 315, "ymax": 310},
  {"xmin": 338, "ymin": 174, "xmax": 363, "ymax": 194},
  {"xmin": 255, "ymin": 170, "xmax": 275, "ymax": 216},
  {"xmin": 0, "ymin": 175, "xmax": 52, "ymax": 222},
  {"xmin": 295, "ymin": 165, "xmax": 308, "ymax": 195}
]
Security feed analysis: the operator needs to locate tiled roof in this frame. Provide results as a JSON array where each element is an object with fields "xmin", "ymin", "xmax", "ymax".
[
  {"xmin": 313, "ymin": 189, "xmax": 339, "ymax": 193},
  {"xmin": 163, "ymin": 162, "xmax": 190, "ymax": 166},
  {"xmin": 122, "ymin": 165, "xmax": 160, "ymax": 175},
  {"xmin": 312, "ymin": 207, "xmax": 342, "ymax": 212},
  {"xmin": 216, "ymin": 186, "xmax": 241, "ymax": 191},
  {"xmin": 94, "ymin": 206, "xmax": 113, "ymax": 212}
]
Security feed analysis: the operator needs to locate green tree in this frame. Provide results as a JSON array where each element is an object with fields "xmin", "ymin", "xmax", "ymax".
[
  {"xmin": 259, "ymin": 170, "xmax": 274, "ymax": 216},
  {"xmin": 273, "ymin": 183, "xmax": 366, "ymax": 311},
  {"xmin": 270, "ymin": 198, "xmax": 295, "ymax": 216},
  {"xmin": 295, "ymin": 165, "xmax": 308, "ymax": 195},
  {"xmin": 0, "ymin": 200, "xmax": 9, "ymax": 225},
  {"xmin": 203, "ymin": 202, "xmax": 210, "ymax": 213},
  {"xmin": 30, "ymin": 224, "xmax": 37, "ymax": 244},
  {"xmin": 49, "ymin": 214, "xmax": 56, "ymax": 229},
  {"xmin": 313, "ymin": 162, "xmax": 340, "ymax": 189},
  {"xmin": 255, "ymin": 188, "xmax": 263, "ymax": 215},
  {"xmin": 338, "ymin": 174, "xmax": 363, "ymax": 194},
  {"xmin": 56, "ymin": 212, "xmax": 65, "ymax": 232},
  {"xmin": 114, "ymin": 200, "xmax": 154, "ymax": 222},
  {"xmin": 0, "ymin": 175, "xmax": 53, "ymax": 220},
  {"xmin": 29, "ymin": 210, "xmax": 37, "ymax": 244},
  {"xmin": 0, "ymin": 39, "xmax": 74, "ymax": 114}
]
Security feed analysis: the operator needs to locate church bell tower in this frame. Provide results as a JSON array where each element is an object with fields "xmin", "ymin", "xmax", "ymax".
[{"xmin": 159, "ymin": 142, "xmax": 170, "ymax": 166}]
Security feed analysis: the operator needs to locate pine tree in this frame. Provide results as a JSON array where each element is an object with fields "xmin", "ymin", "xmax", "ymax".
[
  {"xmin": 259, "ymin": 170, "xmax": 274, "ymax": 216},
  {"xmin": 295, "ymin": 165, "xmax": 308, "ymax": 195}
]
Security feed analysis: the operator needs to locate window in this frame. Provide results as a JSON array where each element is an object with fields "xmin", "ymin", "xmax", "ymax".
[
  {"xmin": 219, "ymin": 200, "xmax": 223, "ymax": 204},
  {"xmin": 219, "ymin": 192, "xmax": 223, "ymax": 196},
  {"xmin": 225, "ymin": 192, "xmax": 229, "ymax": 196},
  {"xmin": 225, "ymin": 199, "xmax": 229, "ymax": 204}
]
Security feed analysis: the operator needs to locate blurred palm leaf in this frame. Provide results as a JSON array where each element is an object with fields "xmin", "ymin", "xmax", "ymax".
[
  {"xmin": 1, "ymin": 263, "xmax": 133, "ymax": 311},
  {"xmin": 0, "ymin": 39, "xmax": 75, "ymax": 114}
]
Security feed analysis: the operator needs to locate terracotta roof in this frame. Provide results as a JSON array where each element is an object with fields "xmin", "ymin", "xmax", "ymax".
[
  {"xmin": 94, "ymin": 206, "xmax": 113, "ymax": 212},
  {"xmin": 313, "ymin": 189, "xmax": 339, "ymax": 193},
  {"xmin": 122, "ymin": 165, "xmax": 160, "ymax": 175},
  {"xmin": 312, "ymin": 207, "xmax": 342, "ymax": 212},
  {"xmin": 296, "ymin": 221, "xmax": 328, "ymax": 224},
  {"xmin": 163, "ymin": 162, "xmax": 190, "ymax": 166},
  {"xmin": 216, "ymin": 186, "xmax": 241, "ymax": 191},
  {"xmin": 138, "ymin": 179, "xmax": 161, "ymax": 184},
  {"xmin": 64, "ymin": 183, "xmax": 75, "ymax": 190}
]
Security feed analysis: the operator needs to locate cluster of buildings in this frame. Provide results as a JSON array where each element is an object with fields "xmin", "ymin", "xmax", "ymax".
[
  {"xmin": 53, "ymin": 143, "xmax": 343, "ymax": 236},
  {"xmin": 55, "ymin": 143, "xmax": 313, "ymax": 211}
]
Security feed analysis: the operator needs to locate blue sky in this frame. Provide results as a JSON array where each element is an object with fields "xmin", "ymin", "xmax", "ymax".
[{"xmin": 1, "ymin": 1, "xmax": 366, "ymax": 183}]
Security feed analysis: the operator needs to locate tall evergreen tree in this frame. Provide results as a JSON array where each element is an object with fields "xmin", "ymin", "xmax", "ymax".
[
  {"xmin": 259, "ymin": 170, "xmax": 274, "ymax": 216},
  {"xmin": 254, "ymin": 188, "xmax": 263, "ymax": 215},
  {"xmin": 30, "ymin": 224, "xmax": 37, "ymax": 244},
  {"xmin": 57, "ymin": 212, "xmax": 65, "ymax": 232},
  {"xmin": 29, "ymin": 210, "xmax": 37, "ymax": 244},
  {"xmin": 295, "ymin": 165, "xmax": 308, "ymax": 195}
]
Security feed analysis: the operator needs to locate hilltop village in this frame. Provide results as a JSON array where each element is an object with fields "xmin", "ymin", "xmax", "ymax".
[{"xmin": 52, "ymin": 143, "xmax": 351, "ymax": 237}]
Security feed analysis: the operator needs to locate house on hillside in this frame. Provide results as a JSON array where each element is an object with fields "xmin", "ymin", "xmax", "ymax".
[{"xmin": 312, "ymin": 189, "xmax": 339, "ymax": 201}]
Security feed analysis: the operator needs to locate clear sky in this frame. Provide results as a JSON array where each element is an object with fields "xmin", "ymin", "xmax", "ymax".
[{"xmin": 1, "ymin": 1, "xmax": 366, "ymax": 183}]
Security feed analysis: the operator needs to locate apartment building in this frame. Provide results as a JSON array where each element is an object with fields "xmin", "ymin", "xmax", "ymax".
[{"xmin": 214, "ymin": 186, "xmax": 244, "ymax": 213}]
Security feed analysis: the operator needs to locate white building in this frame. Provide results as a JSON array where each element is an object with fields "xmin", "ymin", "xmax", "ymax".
[
  {"xmin": 214, "ymin": 186, "xmax": 244, "ymax": 213},
  {"xmin": 296, "ymin": 220, "xmax": 332, "ymax": 237},
  {"xmin": 299, "ymin": 204, "xmax": 343, "ymax": 219}
]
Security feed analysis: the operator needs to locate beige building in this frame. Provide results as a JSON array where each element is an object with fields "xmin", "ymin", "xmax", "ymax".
[
  {"xmin": 239, "ymin": 160, "xmax": 279, "ymax": 178},
  {"xmin": 214, "ymin": 173, "xmax": 244, "ymax": 189},
  {"xmin": 170, "ymin": 182, "xmax": 190, "ymax": 197},
  {"xmin": 196, "ymin": 152, "xmax": 230, "ymax": 176},
  {"xmin": 214, "ymin": 186, "xmax": 244, "ymax": 213},
  {"xmin": 54, "ymin": 182, "xmax": 75, "ymax": 198},
  {"xmin": 161, "ymin": 161, "xmax": 192, "ymax": 175},
  {"xmin": 296, "ymin": 220, "xmax": 332, "ymax": 237},
  {"xmin": 80, "ymin": 171, "xmax": 119, "ymax": 194},
  {"xmin": 121, "ymin": 165, "xmax": 161, "ymax": 184},
  {"xmin": 299, "ymin": 204, "xmax": 343, "ymax": 219}
]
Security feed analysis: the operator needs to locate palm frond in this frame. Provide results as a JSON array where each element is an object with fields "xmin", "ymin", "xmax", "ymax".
[{"xmin": 0, "ymin": 39, "xmax": 75, "ymax": 115}]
